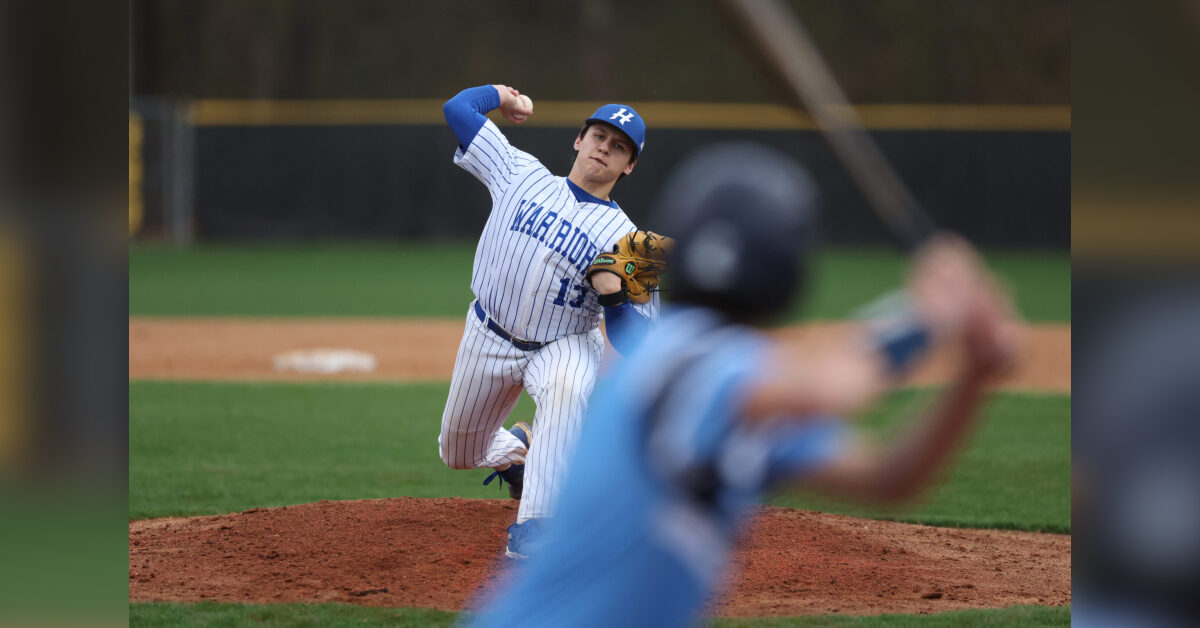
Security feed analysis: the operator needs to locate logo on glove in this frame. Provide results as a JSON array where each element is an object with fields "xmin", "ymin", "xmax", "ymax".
[{"xmin": 585, "ymin": 230, "xmax": 675, "ymax": 305}]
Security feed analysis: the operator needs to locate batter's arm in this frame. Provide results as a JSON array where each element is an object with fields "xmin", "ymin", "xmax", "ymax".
[
  {"xmin": 784, "ymin": 277, "xmax": 1019, "ymax": 503},
  {"xmin": 797, "ymin": 365, "xmax": 992, "ymax": 503},
  {"xmin": 742, "ymin": 345, "xmax": 890, "ymax": 423},
  {"xmin": 741, "ymin": 237, "xmax": 1004, "ymax": 423}
]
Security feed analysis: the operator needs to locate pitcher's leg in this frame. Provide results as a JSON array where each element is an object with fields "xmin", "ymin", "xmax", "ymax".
[
  {"xmin": 518, "ymin": 331, "xmax": 604, "ymax": 522},
  {"xmin": 439, "ymin": 312, "xmax": 527, "ymax": 470}
]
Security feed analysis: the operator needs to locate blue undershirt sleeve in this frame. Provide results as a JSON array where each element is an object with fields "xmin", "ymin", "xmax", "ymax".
[
  {"xmin": 442, "ymin": 85, "xmax": 501, "ymax": 150},
  {"xmin": 603, "ymin": 301, "xmax": 650, "ymax": 355}
]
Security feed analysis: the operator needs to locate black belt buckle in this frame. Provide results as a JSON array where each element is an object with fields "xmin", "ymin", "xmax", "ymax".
[{"xmin": 474, "ymin": 301, "xmax": 544, "ymax": 351}]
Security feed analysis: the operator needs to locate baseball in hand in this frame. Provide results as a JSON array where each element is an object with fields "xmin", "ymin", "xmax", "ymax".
[{"xmin": 512, "ymin": 94, "xmax": 533, "ymax": 121}]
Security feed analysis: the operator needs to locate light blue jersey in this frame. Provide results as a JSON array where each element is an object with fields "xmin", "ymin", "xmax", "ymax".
[{"xmin": 470, "ymin": 306, "xmax": 849, "ymax": 628}]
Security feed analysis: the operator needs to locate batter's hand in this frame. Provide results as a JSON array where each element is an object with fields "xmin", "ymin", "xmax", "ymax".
[
  {"xmin": 494, "ymin": 85, "xmax": 532, "ymax": 124},
  {"xmin": 961, "ymin": 277, "xmax": 1022, "ymax": 379},
  {"xmin": 907, "ymin": 234, "xmax": 986, "ymax": 335},
  {"xmin": 910, "ymin": 234, "xmax": 1022, "ymax": 378}
]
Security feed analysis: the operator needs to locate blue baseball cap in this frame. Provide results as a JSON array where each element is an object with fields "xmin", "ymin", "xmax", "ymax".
[{"xmin": 585, "ymin": 104, "xmax": 646, "ymax": 158}]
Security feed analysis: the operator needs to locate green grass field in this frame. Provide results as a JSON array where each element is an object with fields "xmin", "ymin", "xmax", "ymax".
[
  {"xmin": 130, "ymin": 601, "xmax": 1069, "ymax": 627},
  {"xmin": 771, "ymin": 390, "xmax": 1071, "ymax": 533},
  {"xmin": 129, "ymin": 242, "xmax": 1070, "ymax": 322},
  {"xmin": 129, "ymin": 241, "xmax": 1070, "ymax": 625},
  {"xmin": 130, "ymin": 381, "xmax": 1069, "ymax": 532}
]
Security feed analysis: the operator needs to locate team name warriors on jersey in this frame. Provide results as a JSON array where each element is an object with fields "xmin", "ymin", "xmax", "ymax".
[
  {"xmin": 508, "ymin": 198, "xmax": 600, "ymax": 275},
  {"xmin": 455, "ymin": 116, "xmax": 654, "ymax": 340}
]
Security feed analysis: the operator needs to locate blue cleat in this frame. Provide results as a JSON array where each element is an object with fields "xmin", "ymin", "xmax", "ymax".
[
  {"xmin": 505, "ymin": 518, "xmax": 547, "ymax": 560},
  {"xmin": 482, "ymin": 421, "xmax": 532, "ymax": 500}
]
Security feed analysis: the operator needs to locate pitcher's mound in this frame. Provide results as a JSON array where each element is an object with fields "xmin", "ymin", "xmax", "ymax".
[{"xmin": 129, "ymin": 497, "xmax": 1069, "ymax": 616}]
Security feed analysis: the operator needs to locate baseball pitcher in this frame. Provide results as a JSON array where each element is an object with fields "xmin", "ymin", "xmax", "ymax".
[{"xmin": 437, "ymin": 84, "xmax": 667, "ymax": 559}]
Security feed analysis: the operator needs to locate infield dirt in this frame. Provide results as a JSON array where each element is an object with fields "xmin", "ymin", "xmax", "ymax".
[
  {"xmin": 129, "ymin": 498, "xmax": 1070, "ymax": 617},
  {"xmin": 129, "ymin": 318, "xmax": 1070, "ymax": 391},
  {"xmin": 129, "ymin": 318, "xmax": 1071, "ymax": 616}
]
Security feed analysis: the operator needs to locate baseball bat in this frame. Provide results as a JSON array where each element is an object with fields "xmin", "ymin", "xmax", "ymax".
[{"xmin": 717, "ymin": 0, "xmax": 937, "ymax": 251}]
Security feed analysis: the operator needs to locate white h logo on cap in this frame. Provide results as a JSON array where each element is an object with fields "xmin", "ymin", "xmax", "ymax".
[{"xmin": 610, "ymin": 108, "xmax": 635, "ymax": 125}]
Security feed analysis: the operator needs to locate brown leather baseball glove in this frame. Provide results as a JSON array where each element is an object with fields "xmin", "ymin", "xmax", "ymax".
[{"xmin": 586, "ymin": 230, "xmax": 675, "ymax": 304}]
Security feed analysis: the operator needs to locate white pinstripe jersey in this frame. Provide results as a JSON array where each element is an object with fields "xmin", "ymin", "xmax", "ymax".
[{"xmin": 453, "ymin": 120, "xmax": 659, "ymax": 342}]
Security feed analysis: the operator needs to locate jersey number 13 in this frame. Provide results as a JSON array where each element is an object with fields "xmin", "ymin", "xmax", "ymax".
[{"xmin": 552, "ymin": 278, "xmax": 588, "ymax": 308}]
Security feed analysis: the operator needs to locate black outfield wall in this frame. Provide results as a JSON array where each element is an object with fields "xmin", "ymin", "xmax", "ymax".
[{"xmin": 196, "ymin": 125, "xmax": 1068, "ymax": 247}]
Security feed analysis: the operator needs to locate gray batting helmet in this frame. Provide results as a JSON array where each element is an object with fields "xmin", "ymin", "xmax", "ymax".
[{"xmin": 653, "ymin": 143, "xmax": 818, "ymax": 321}]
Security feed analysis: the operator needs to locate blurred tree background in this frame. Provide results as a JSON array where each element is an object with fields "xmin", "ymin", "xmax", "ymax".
[{"xmin": 129, "ymin": 0, "xmax": 1069, "ymax": 103}]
